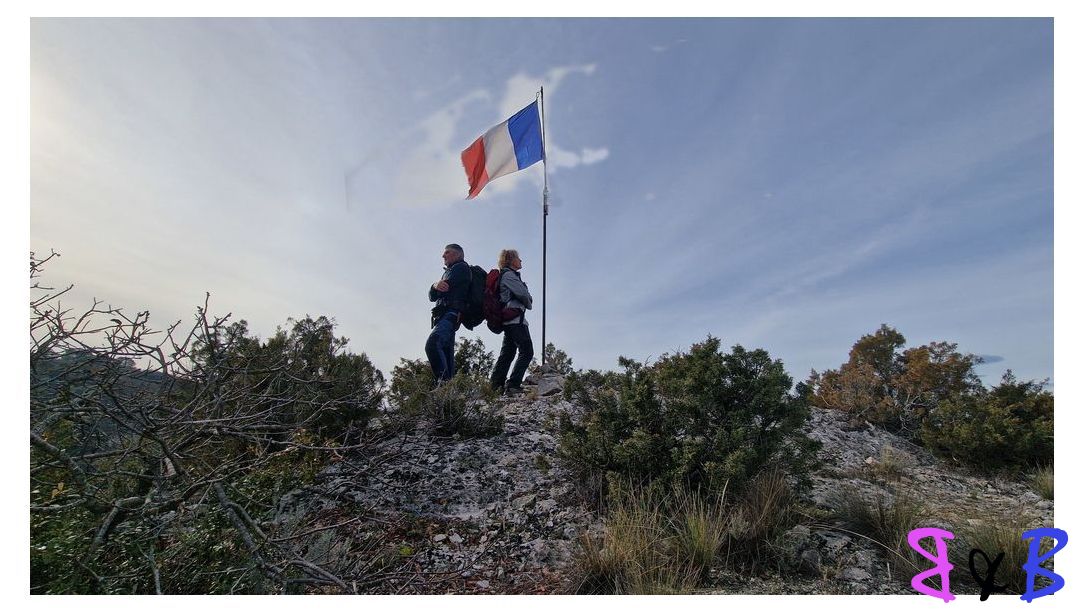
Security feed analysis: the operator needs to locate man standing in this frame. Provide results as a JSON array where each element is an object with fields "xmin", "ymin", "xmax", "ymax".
[{"xmin": 426, "ymin": 243, "xmax": 470, "ymax": 382}]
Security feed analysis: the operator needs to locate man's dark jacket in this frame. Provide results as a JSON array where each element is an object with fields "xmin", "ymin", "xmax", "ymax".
[{"xmin": 429, "ymin": 259, "xmax": 471, "ymax": 316}]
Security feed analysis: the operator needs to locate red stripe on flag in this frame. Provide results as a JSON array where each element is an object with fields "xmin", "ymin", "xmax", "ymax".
[{"xmin": 461, "ymin": 136, "xmax": 490, "ymax": 199}]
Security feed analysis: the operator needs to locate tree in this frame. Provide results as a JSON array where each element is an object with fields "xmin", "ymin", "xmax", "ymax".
[{"xmin": 807, "ymin": 325, "xmax": 983, "ymax": 436}]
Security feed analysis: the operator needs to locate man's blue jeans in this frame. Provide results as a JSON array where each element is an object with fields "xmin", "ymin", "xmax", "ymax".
[{"xmin": 425, "ymin": 311, "xmax": 459, "ymax": 382}]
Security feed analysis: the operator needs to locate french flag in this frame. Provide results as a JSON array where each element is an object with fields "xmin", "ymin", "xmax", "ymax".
[{"xmin": 461, "ymin": 101, "xmax": 544, "ymax": 199}]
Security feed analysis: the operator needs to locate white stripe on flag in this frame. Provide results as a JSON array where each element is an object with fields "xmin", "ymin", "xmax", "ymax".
[{"xmin": 482, "ymin": 121, "xmax": 518, "ymax": 182}]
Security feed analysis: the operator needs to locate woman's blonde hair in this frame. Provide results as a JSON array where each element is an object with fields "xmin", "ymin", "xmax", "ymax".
[{"xmin": 497, "ymin": 249, "xmax": 519, "ymax": 269}]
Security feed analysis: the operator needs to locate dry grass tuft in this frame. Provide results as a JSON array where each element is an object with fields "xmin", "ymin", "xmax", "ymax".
[{"xmin": 1028, "ymin": 464, "xmax": 1054, "ymax": 501}]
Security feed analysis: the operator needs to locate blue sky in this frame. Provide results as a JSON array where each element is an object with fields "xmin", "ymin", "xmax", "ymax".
[{"xmin": 29, "ymin": 17, "xmax": 1054, "ymax": 386}]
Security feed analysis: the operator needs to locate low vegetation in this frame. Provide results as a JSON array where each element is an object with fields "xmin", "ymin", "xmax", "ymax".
[
  {"xmin": 950, "ymin": 513, "xmax": 1042, "ymax": 596},
  {"xmin": 560, "ymin": 337, "xmax": 819, "ymax": 593},
  {"xmin": 30, "ymin": 252, "xmax": 389, "ymax": 593},
  {"xmin": 30, "ymin": 251, "xmax": 1053, "ymax": 595},
  {"xmin": 826, "ymin": 485, "xmax": 928, "ymax": 581},
  {"xmin": 575, "ymin": 470, "xmax": 802, "ymax": 594},
  {"xmin": 1028, "ymin": 464, "xmax": 1054, "ymax": 501},
  {"xmin": 809, "ymin": 324, "xmax": 1053, "ymax": 473},
  {"xmin": 386, "ymin": 338, "xmax": 502, "ymax": 437},
  {"xmin": 920, "ymin": 373, "xmax": 1053, "ymax": 472},
  {"xmin": 558, "ymin": 337, "xmax": 820, "ymax": 501}
]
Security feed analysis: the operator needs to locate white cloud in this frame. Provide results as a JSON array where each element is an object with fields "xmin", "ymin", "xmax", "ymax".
[
  {"xmin": 547, "ymin": 144, "xmax": 611, "ymax": 169},
  {"xmin": 497, "ymin": 64, "xmax": 597, "ymax": 119},
  {"xmin": 349, "ymin": 89, "xmax": 489, "ymax": 208},
  {"xmin": 352, "ymin": 63, "xmax": 609, "ymax": 206},
  {"xmin": 579, "ymin": 147, "xmax": 610, "ymax": 165},
  {"xmin": 650, "ymin": 39, "xmax": 688, "ymax": 53}
]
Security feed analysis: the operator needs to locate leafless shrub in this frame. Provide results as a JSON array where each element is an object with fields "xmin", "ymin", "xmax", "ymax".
[{"xmin": 29, "ymin": 251, "xmax": 399, "ymax": 594}]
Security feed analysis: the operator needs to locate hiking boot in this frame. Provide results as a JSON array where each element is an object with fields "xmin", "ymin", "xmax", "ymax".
[{"xmin": 504, "ymin": 385, "xmax": 525, "ymax": 397}]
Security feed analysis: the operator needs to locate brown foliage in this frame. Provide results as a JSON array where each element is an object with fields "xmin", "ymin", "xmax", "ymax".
[{"xmin": 807, "ymin": 325, "xmax": 983, "ymax": 436}]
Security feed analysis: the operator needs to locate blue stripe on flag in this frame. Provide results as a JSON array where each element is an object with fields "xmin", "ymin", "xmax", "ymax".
[{"xmin": 507, "ymin": 101, "xmax": 544, "ymax": 170}]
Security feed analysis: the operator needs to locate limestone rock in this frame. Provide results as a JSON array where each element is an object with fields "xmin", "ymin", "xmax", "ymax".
[{"xmin": 537, "ymin": 377, "xmax": 564, "ymax": 397}]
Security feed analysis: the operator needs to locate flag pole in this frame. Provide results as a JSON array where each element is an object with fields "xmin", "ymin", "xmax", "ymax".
[{"xmin": 538, "ymin": 86, "xmax": 549, "ymax": 368}]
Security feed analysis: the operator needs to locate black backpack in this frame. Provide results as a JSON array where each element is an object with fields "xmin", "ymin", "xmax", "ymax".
[{"xmin": 460, "ymin": 264, "xmax": 488, "ymax": 330}]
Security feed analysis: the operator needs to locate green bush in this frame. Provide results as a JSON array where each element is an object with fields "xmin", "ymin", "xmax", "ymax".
[
  {"xmin": 453, "ymin": 337, "xmax": 495, "ymax": 377},
  {"xmin": 920, "ymin": 371, "xmax": 1053, "ymax": 471},
  {"xmin": 387, "ymin": 357, "xmax": 435, "ymax": 428},
  {"xmin": 194, "ymin": 315, "xmax": 385, "ymax": 442},
  {"xmin": 558, "ymin": 337, "xmax": 819, "ymax": 500},
  {"xmin": 387, "ymin": 359, "xmax": 502, "ymax": 438},
  {"xmin": 542, "ymin": 342, "xmax": 575, "ymax": 375},
  {"xmin": 426, "ymin": 373, "xmax": 504, "ymax": 437}
]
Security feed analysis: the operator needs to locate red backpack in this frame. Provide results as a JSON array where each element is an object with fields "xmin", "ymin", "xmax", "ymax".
[{"xmin": 483, "ymin": 269, "xmax": 523, "ymax": 334}]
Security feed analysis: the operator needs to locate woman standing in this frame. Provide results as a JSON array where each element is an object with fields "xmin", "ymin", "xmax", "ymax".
[{"xmin": 489, "ymin": 249, "xmax": 534, "ymax": 395}]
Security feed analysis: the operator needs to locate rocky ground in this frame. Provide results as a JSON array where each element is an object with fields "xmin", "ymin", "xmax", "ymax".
[
  {"xmin": 274, "ymin": 372, "xmax": 1053, "ymax": 595},
  {"xmin": 272, "ymin": 372, "xmax": 598, "ymax": 593}
]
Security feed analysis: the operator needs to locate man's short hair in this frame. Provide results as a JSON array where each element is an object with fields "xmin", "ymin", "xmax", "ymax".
[{"xmin": 444, "ymin": 243, "xmax": 464, "ymax": 259}]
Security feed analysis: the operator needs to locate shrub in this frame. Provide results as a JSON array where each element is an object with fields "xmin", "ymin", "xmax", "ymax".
[
  {"xmin": 388, "ymin": 337, "xmax": 494, "ymax": 408},
  {"xmin": 453, "ymin": 337, "xmax": 495, "ymax": 377},
  {"xmin": 387, "ymin": 350, "xmax": 503, "ymax": 438},
  {"xmin": 920, "ymin": 372, "xmax": 1053, "ymax": 471},
  {"xmin": 386, "ymin": 358, "xmax": 436, "ymax": 429},
  {"xmin": 543, "ymin": 342, "xmax": 574, "ymax": 375},
  {"xmin": 30, "ymin": 252, "xmax": 386, "ymax": 593},
  {"xmin": 198, "ymin": 316, "xmax": 385, "ymax": 442},
  {"xmin": 559, "ymin": 337, "xmax": 819, "ymax": 501},
  {"xmin": 808, "ymin": 325, "xmax": 984, "ymax": 436},
  {"xmin": 425, "ymin": 373, "xmax": 503, "ymax": 437}
]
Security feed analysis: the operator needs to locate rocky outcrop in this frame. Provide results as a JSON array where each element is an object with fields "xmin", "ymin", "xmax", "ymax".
[
  {"xmin": 274, "ymin": 372, "xmax": 594, "ymax": 593},
  {"xmin": 761, "ymin": 406, "xmax": 1055, "ymax": 594},
  {"xmin": 276, "ymin": 376, "xmax": 1053, "ymax": 595}
]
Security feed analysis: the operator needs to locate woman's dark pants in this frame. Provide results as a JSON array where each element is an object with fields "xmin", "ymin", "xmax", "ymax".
[{"xmin": 490, "ymin": 323, "xmax": 533, "ymax": 390}]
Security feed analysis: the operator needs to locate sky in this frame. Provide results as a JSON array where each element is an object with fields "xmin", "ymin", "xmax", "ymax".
[{"xmin": 27, "ymin": 17, "xmax": 1055, "ymax": 387}]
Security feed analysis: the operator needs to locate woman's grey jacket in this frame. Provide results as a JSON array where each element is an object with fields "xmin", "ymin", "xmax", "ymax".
[{"xmin": 499, "ymin": 267, "xmax": 532, "ymax": 326}]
